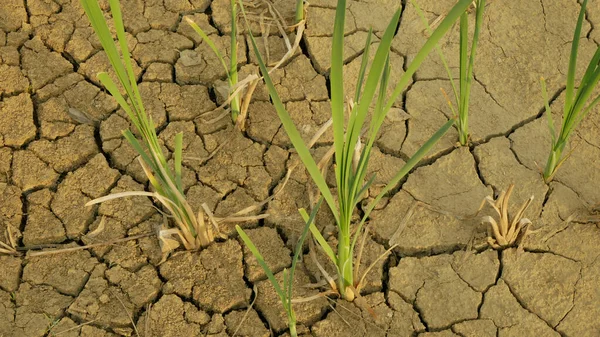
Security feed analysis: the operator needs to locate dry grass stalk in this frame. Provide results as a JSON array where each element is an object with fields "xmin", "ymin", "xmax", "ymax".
[{"xmin": 0, "ymin": 224, "xmax": 20, "ymax": 256}]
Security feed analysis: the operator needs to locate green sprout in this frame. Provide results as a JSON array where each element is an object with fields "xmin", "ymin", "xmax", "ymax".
[
  {"xmin": 80, "ymin": 0, "xmax": 215, "ymax": 249},
  {"xmin": 236, "ymin": 199, "xmax": 322, "ymax": 337},
  {"xmin": 243, "ymin": 0, "xmax": 473, "ymax": 300},
  {"xmin": 413, "ymin": 0, "xmax": 486, "ymax": 146},
  {"xmin": 541, "ymin": 0, "xmax": 600, "ymax": 182},
  {"xmin": 186, "ymin": 0, "xmax": 242, "ymax": 125}
]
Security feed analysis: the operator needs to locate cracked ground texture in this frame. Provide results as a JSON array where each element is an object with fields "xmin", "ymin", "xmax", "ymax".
[{"xmin": 0, "ymin": 0, "xmax": 599, "ymax": 336}]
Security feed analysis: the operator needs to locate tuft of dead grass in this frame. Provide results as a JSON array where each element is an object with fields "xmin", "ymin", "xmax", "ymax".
[{"xmin": 480, "ymin": 184, "xmax": 534, "ymax": 249}]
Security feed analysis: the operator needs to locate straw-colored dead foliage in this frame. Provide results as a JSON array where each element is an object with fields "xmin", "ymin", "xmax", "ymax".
[{"xmin": 481, "ymin": 184, "xmax": 534, "ymax": 249}]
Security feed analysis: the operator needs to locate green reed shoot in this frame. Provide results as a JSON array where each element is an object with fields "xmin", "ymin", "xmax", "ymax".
[
  {"xmin": 242, "ymin": 0, "xmax": 472, "ymax": 300},
  {"xmin": 413, "ymin": 0, "xmax": 485, "ymax": 146},
  {"xmin": 541, "ymin": 0, "xmax": 600, "ymax": 182},
  {"xmin": 296, "ymin": 0, "xmax": 304, "ymax": 23},
  {"xmin": 186, "ymin": 0, "xmax": 241, "ymax": 123},
  {"xmin": 236, "ymin": 199, "xmax": 322, "ymax": 337},
  {"xmin": 80, "ymin": 0, "xmax": 214, "ymax": 249}
]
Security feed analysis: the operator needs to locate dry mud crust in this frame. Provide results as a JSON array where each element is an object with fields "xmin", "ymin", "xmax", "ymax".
[{"xmin": 1, "ymin": 0, "xmax": 600, "ymax": 336}]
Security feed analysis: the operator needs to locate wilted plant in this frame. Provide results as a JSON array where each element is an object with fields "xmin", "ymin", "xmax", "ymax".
[
  {"xmin": 481, "ymin": 184, "xmax": 534, "ymax": 249},
  {"xmin": 80, "ymin": 0, "xmax": 215, "ymax": 250},
  {"xmin": 541, "ymin": 0, "xmax": 600, "ymax": 182},
  {"xmin": 413, "ymin": 0, "xmax": 486, "ymax": 146},
  {"xmin": 243, "ymin": 0, "xmax": 473, "ymax": 300},
  {"xmin": 236, "ymin": 200, "xmax": 322, "ymax": 337}
]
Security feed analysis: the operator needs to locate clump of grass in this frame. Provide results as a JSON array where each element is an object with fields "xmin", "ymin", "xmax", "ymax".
[
  {"xmin": 80, "ymin": 0, "xmax": 215, "ymax": 250},
  {"xmin": 236, "ymin": 200, "xmax": 322, "ymax": 337},
  {"xmin": 243, "ymin": 0, "xmax": 474, "ymax": 300},
  {"xmin": 413, "ymin": 0, "xmax": 486, "ymax": 146},
  {"xmin": 480, "ymin": 184, "xmax": 534, "ymax": 249},
  {"xmin": 541, "ymin": 0, "xmax": 600, "ymax": 182},
  {"xmin": 186, "ymin": 0, "xmax": 247, "ymax": 127}
]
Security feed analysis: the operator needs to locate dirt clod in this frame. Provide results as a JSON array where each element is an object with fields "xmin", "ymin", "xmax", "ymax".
[
  {"xmin": 0, "ymin": 93, "xmax": 35, "ymax": 147},
  {"xmin": 23, "ymin": 248, "xmax": 98, "ymax": 297},
  {"xmin": 0, "ymin": 256, "xmax": 21, "ymax": 292}
]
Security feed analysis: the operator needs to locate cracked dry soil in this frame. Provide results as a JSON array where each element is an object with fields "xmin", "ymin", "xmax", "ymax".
[{"xmin": 1, "ymin": 0, "xmax": 600, "ymax": 336}]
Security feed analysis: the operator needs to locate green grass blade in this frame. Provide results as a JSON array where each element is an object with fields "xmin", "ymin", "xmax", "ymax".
[
  {"xmin": 330, "ymin": 0, "xmax": 348, "ymax": 195},
  {"xmin": 108, "ymin": 0, "xmax": 144, "ymax": 122},
  {"xmin": 79, "ymin": 0, "xmax": 131, "ymax": 97},
  {"xmin": 240, "ymin": 1, "xmax": 339, "ymax": 222},
  {"xmin": 578, "ymin": 46, "xmax": 600, "ymax": 91},
  {"xmin": 349, "ymin": 56, "xmax": 391, "ymax": 204},
  {"xmin": 186, "ymin": 19, "xmax": 230, "ymax": 76},
  {"xmin": 97, "ymin": 73, "xmax": 140, "ymax": 129},
  {"xmin": 411, "ymin": 0, "xmax": 459, "ymax": 104},
  {"xmin": 372, "ymin": 55, "xmax": 391, "ymax": 134},
  {"xmin": 581, "ymin": 94, "xmax": 600, "ymax": 119},
  {"xmin": 351, "ymin": 119, "xmax": 456, "ymax": 252},
  {"xmin": 458, "ymin": 11, "xmax": 469, "ymax": 143},
  {"xmin": 354, "ymin": 28, "xmax": 373, "ymax": 103},
  {"xmin": 308, "ymin": 222, "xmax": 337, "ymax": 266},
  {"xmin": 291, "ymin": 199, "xmax": 323, "ymax": 308},
  {"xmin": 459, "ymin": 11, "xmax": 468, "ymax": 111},
  {"xmin": 174, "ymin": 132, "xmax": 183, "ymax": 194},
  {"xmin": 282, "ymin": 268, "xmax": 289, "ymax": 304},
  {"xmin": 540, "ymin": 77, "xmax": 556, "ymax": 144},
  {"xmin": 122, "ymin": 131, "xmax": 154, "ymax": 170},
  {"xmin": 229, "ymin": 0, "xmax": 239, "ymax": 120},
  {"xmin": 567, "ymin": 67, "xmax": 600, "ymax": 133},
  {"xmin": 296, "ymin": 0, "xmax": 304, "ymax": 23},
  {"xmin": 346, "ymin": 9, "xmax": 401, "ymax": 187},
  {"xmin": 565, "ymin": 0, "xmax": 588, "ymax": 110},
  {"xmin": 352, "ymin": 174, "xmax": 376, "ymax": 205},
  {"xmin": 122, "ymin": 130, "xmax": 165, "ymax": 195},
  {"xmin": 236, "ymin": 225, "xmax": 288, "ymax": 305},
  {"xmin": 384, "ymin": 0, "xmax": 474, "ymax": 114},
  {"xmin": 468, "ymin": 0, "xmax": 485, "ymax": 79}
]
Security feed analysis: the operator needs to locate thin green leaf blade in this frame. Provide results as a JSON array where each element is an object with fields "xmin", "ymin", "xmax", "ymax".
[
  {"xmin": 174, "ymin": 132, "xmax": 184, "ymax": 193},
  {"xmin": 330, "ymin": 0, "xmax": 348, "ymax": 194},
  {"xmin": 236, "ymin": 225, "xmax": 288, "ymax": 306},
  {"xmin": 240, "ymin": 3, "xmax": 339, "ymax": 222},
  {"xmin": 411, "ymin": 0, "xmax": 459, "ymax": 104},
  {"xmin": 289, "ymin": 199, "xmax": 323, "ymax": 307},
  {"xmin": 79, "ymin": 0, "xmax": 130, "ymax": 96},
  {"xmin": 565, "ymin": 0, "xmax": 588, "ymax": 110},
  {"xmin": 108, "ymin": 0, "xmax": 144, "ymax": 121},
  {"xmin": 384, "ymin": 0, "xmax": 474, "ymax": 113},
  {"xmin": 540, "ymin": 77, "xmax": 556, "ymax": 144},
  {"xmin": 352, "ymin": 118, "xmax": 456, "ymax": 252},
  {"xmin": 186, "ymin": 18, "xmax": 230, "ymax": 75},
  {"xmin": 308, "ymin": 222, "xmax": 337, "ymax": 266},
  {"xmin": 354, "ymin": 27, "xmax": 373, "ymax": 103},
  {"xmin": 348, "ymin": 8, "xmax": 401, "ymax": 182}
]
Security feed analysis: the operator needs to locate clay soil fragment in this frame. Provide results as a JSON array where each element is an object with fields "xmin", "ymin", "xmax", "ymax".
[
  {"xmin": 312, "ymin": 292, "xmax": 425, "ymax": 337},
  {"xmin": 0, "ymin": 93, "xmax": 35, "ymax": 147},
  {"xmin": 160, "ymin": 240, "xmax": 251, "ymax": 313},
  {"xmin": 255, "ymin": 266, "xmax": 328, "ymax": 333},
  {"xmin": 22, "ymin": 247, "xmax": 98, "ymax": 297},
  {"xmin": 389, "ymin": 250, "xmax": 499, "ymax": 330},
  {"xmin": 137, "ymin": 294, "xmax": 210, "ymax": 337}
]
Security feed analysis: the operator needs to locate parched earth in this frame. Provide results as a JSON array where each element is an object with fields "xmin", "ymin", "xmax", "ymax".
[{"xmin": 0, "ymin": 0, "xmax": 599, "ymax": 336}]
